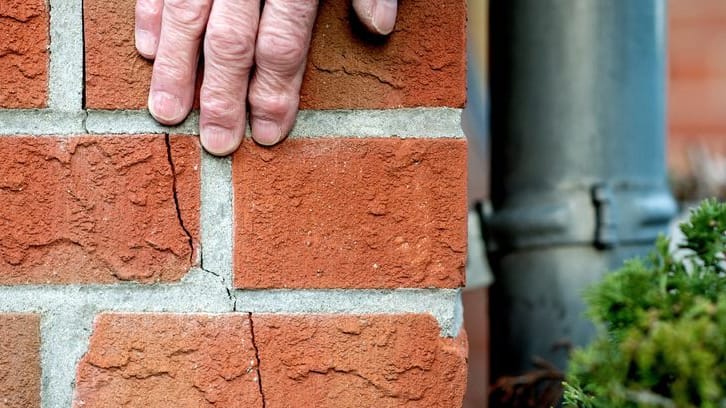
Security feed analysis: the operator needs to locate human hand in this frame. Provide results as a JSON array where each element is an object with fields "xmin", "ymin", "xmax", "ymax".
[{"xmin": 135, "ymin": 0, "xmax": 398, "ymax": 156}]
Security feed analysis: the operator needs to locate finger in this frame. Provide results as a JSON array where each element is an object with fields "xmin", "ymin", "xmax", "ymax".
[
  {"xmin": 148, "ymin": 0, "xmax": 212, "ymax": 125},
  {"xmin": 352, "ymin": 0, "xmax": 397, "ymax": 35},
  {"xmin": 135, "ymin": 0, "xmax": 163, "ymax": 58},
  {"xmin": 199, "ymin": 0, "xmax": 260, "ymax": 155},
  {"xmin": 248, "ymin": 0, "xmax": 318, "ymax": 146}
]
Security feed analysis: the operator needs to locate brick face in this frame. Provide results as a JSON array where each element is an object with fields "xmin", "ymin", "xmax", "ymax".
[
  {"xmin": 299, "ymin": 0, "xmax": 467, "ymax": 109},
  {"xmin": 83, "ymin": 0, "xmax": 148, "ymax": 110},
  {"xmin": 254, "ymin": 314, "xmax": 468, "ymax": 407},
  {"xmin": 232, "ymin": 138, "xmax": 467, "ymax": 289},
  {"xmin": 0, "ymin": 313, "xmax": 41, "ymax": 408},
  {"xmin": 82, "ymin": 0, "xmax": 466, "ymax": 110},
  {"xmin": 0, "ymin": 0, "xmax": 48, "ymax": 108},
  {"xmin": 0, "ymin": 135, "xmax": 200, "ymax": 284},
  {"xmin": 73, "ymin": 313, "xmax": 466, "ymax": 408},
  {"xmin": 73, "ymin": 314, "xmax": 262, "ymax": 408}
]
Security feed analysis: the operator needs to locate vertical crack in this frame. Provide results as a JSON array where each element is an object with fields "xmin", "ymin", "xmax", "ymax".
[
  {"xmin": 164, "ymin": 133, "xmax": 194, "ymax": 263},
  {"xmin": 248, "ymin": 313, "xmax": 267, "ymax": 408}
]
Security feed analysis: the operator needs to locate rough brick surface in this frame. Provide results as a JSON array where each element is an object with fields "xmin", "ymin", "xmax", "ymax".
[
  {"xmin": 83, "ymin": 0, "xmax": 202, "ymax": 110},
  {"xmin": 74, "ymin": 314, "xmax": 262, "ymax": 408},
  {"xmin": 254, "ymin": 314, "xmax": 468, "ymax": 407},
  {"xmin": 83, "ymin": 0, "xmax": 466, "ymax": 110},
  {"xmin": 232, "ymin": 138, "xmax": 467, "ymax": 289},
  {"xmin": 0, "ymin": 314, "xmax": 41, "ymax": 408},
  {"xmin": 300, "ymin": 0, "xmax": 467, "ymax": 109},
  {"xmin": 0, "ymin": 135, "xmax": 199, "ymax": 284},
  {"xmin": 0, "ymin": 0, "xmax": 48, "ymax": 108}
]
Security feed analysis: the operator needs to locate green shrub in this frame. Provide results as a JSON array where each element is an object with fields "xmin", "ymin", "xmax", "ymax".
[{"xmin": 563, "ymin": 199, "xmax": 726, "ymax": 408}]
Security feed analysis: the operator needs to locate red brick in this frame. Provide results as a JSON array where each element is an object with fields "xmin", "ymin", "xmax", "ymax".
[
  {"xmin": 0, "ymin": 313, "xmax": 41, "ymax": 408},
  {"xmin": 668, "ymin": 0, "xmax": 726, "ymax": 167},
  {"xmin": 254, "ymin": 314, "xmax": 468, "ymax": 407},
  {"xmin": 83, "ymin": 0, "xmax": 204, "ymax": 110},
  {"xmin": 299, "ymin": 0, "xmax": 466, "ymax": 109},
  {"xmin": 83, "ymin": 0, "xmax": 466, "ymax": 110},
  {"xmin": 73, "ymin": 314, "xmax": 262, "ymax": 408},
  {"xmin": 669, "ymin": 0, "xmax": 726, "ymax": 26},
  {"xmin": 0, "ymin": 0, "xmax": 48, "ymax": 108},
  {"xmin": 0, "ymin": 135, "xmax": 200, "ymax": 284},
  {"xmin": 232, "ymin": 138, "xmax": 467, "ymax": 289},
  {"xmin": 669, "ymin": 78, "xmax": 726, "ymax": 135}
]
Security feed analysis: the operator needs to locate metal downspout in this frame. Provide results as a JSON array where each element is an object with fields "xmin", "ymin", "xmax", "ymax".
[{"xmin": 486, "ymin": 0, "xmax": 677, "ymax": 378}]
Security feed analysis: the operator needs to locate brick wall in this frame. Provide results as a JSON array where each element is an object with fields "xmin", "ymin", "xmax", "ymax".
[
  {"xmin": 669, "ymin": 0, "xmax": 726, "ymax": 196},
  {"xmin": 0, "ymin": 1, "xmax": 468, "ymax": 407}
]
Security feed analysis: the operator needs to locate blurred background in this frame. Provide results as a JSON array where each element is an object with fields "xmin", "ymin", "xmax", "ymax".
[{"xmin": 462, "ymin": 0, "xmax": 726, "ymax": 407}]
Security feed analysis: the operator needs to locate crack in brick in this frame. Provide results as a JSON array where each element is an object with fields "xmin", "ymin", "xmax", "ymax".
[
  {"xmin": 248, "ymin": 313, "xmax": 267, "ymax": 408},
  {"xmin": 312, "ymin": 62, "xmax": 403, "ymax": 89},
  {"xmin": 164, "ymin": 134, "xmax": 194, "ymax": 263}
]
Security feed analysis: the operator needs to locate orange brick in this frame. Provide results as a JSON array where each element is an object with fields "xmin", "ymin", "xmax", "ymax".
[
  {"xmin": 0, "ymin": 0, "xmax": 48, "ymax": 108},
  {"xmin": 232, "ymin": 138, "xmax": 467, "ymax": 289},
  {"xmin": 668, "ymin": 0, "xmax": 726, "ymax": 153},
  {"xmin": 0, "ymin": 313, "xmax": 41, "ymax": 408},
  {"xmin": 0, "ymin": 135, "xmax": 199, "ymax": 284},
  {"xmin": 73, "ymin": 314, "xmax": 262, "ymax": 408},
  {"xmin": 254, "ymin": 314, "xmax": 468, "ymax": 407},
  {"xmin": 83, "ymin": 0, "xmax": 466, "ymax": 110},
  {"xmin": 669, "ymin": 78, "xmax": 726, "ymax": 135},
  {"xmin": 299, "ymin": 0, "xmax": 466, "ymax": 109}
]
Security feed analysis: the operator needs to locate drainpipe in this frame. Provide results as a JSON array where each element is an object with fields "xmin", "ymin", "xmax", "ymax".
[{"xmin": 486, "ymin": 0, "xmax": 677, "ymax": 378}]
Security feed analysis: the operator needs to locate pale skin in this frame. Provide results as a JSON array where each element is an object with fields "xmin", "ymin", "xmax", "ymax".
[{"xmin": 135, "ymin": 0, "xmax": 398, "ymax": 156}]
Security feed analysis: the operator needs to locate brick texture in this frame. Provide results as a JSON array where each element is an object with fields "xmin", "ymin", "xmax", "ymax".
[
  {"xmin": 0, "ymin": 0, "xmax": 48, "ymax": 108},
  {"xmin": 73, "ymin": 314, "xmax": 262, "ymax": 408},
  {"xmin": 232, "ymin": 138, "xmax": 467, "ymax": 289},
  {"xmin": 83, "ymin": 0, "xmax": 466, "ymax": 110},
  {"xmin": 0, "ymin": 135, "xmax": 200, "ymax": 284},
  {"xmin": 73, "ymin": 313, "xmax": 467, "ymax": 408},
  {"xmin": 0, "ymin": 313, "xmax": 41, "ymax": 408},
  {"xmin": 254, "ymin": 314, "xmax": 468, "ymax": 407},
  {"xmin": 299, "ymin": 0, "xmax": 466, "ymax": 109}
]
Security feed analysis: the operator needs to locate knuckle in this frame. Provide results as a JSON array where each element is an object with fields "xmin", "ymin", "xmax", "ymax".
[
  {"xmin": 163, "ymin": 0, "xmax": 209, "ymax": 28},
  {"xmin": 255, "ymin": 30, "xmax": 307, "ymax": 70},
  {"xmin": 200, "ymin": 90, "xmax": 242, "ymax": 123},
  {"xmin": 249, "ymin": 91, "xmax": 294, "ymax": 119},
  {"xmin": 136, "ymin": 0, "xmax": 161, "ymax": 19},
  {"xmin": 153, "ymin": 57, "xmax": 190, "ymax": 84},
  {"xmin": 204, "ymin": 24, "xmax": 256, "ymax": 65}
]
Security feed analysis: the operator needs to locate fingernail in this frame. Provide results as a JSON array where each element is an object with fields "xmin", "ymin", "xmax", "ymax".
[
  {"xmin": 371, "ymin": 0, "xmax": 397, "ymax": 35},
  {"xmin": 135, "ymin": 29, "xmax": 156, "ymax": 58},
  {"xmin": 148, "ymin": 91, "xmax": 184, "ymax": 124},
  {"xmin": 200, "ymin": 125, "xmax": 240, "ymax": 156},
  {"xmin": 252, "ymin": 119, "xmax": 282, "ymax": 146}
]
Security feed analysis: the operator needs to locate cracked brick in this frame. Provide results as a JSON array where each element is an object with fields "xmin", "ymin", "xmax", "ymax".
[
  {"xmin": 0, "ymin": 135, "xmax": 200, "ymax": 284},
  {"xmin": 82, "ymin": 0, "xmax": 466, "ymax": 110},
  {"xmin": 253, "ymin": 314, "xmax": 468, "ymax": 407},
  {"xmin": 73, "ymin": 314, "xmax": 263, "ymax": 408}
]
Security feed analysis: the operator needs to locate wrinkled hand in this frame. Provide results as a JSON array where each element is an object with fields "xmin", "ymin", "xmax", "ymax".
[{"xmin": 135, "ymin": 0, "xmax": 398, "ymax": 156}]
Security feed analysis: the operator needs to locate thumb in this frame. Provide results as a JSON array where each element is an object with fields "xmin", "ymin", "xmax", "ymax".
[{"xmin": 352, "ymin": 0, "xmax": 398, "ymax": 35}]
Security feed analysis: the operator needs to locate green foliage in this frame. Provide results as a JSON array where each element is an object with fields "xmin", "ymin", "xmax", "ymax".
[{"xmin": 563, "ymin": 199, "xmax": 726, "ymax": 408}]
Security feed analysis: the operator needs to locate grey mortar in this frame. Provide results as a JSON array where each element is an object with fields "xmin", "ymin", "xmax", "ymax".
[
  {"xmin": 84, "ymin": 108, "xmax": 464, "ymax": 138},
  {"xmin": 48, "ymin": 0, "xmax": 84, "ymax": 112}
]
